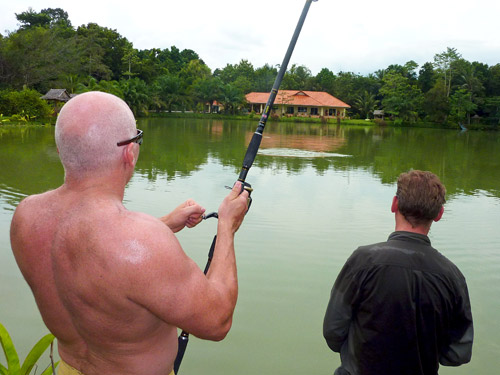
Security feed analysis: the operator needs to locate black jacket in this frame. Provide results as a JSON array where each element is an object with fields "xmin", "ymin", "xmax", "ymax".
[{"xmin": 323, "ymin": 231, "xmax": 473, "ymax": 375}]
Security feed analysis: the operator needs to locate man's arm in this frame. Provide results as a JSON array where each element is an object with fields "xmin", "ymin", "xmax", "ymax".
[
  {"xmin": 439, "ymin": 278, "xmax": 474, "ymax": 366},
  {"xmin": 323, "ymin": 259, "xmax": 359, "ymax": 352},
  {"xmin": 160, "ymin": 199, "xmax": 205, "ymax": 233},
  {"xmin": 126, "ymin": 183, "xmax": 248, "ymax": 341}
]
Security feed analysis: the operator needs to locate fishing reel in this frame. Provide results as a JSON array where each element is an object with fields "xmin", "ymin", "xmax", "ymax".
[
  {"xmin": 240, "ymin": 181, "xmax": 253, "ymax": 211},
  {"xmin": 202, "ymin": 181, "xmax": 253, "ymax": 220}
]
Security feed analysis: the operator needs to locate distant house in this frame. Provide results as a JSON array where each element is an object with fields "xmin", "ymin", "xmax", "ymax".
[
  {"xmin": 373, "ymin": 110, "xmax": 385, "ymax": 119},
  {"xmin": 41, "ymin": 89, "xmax": 72, "ymax": 102},
  {"xmin": 245, "ymin": 90, "xmax": 350, "ymax": 118},
  {"xmin": 205, "ymin": 100, "xmax": 221, "ymax": 114},
  {"xmin": 41, "ymin": 89, "xmax": 73, "ymax": 115}
]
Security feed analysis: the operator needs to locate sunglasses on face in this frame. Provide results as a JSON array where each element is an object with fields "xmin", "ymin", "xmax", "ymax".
[{"xmin": 117, "ymin": 129, "xmax": 143, "ymax": 146}]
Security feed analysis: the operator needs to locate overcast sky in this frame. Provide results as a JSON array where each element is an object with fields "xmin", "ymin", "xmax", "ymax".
[{"xmin": 1, "ymin": 0, "xmax": 499, "ymax": 76}]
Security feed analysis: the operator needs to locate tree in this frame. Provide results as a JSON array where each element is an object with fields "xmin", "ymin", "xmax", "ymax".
[
  {"xmin": 122, "ymin": 45, "xmax": 139, "ymax": 80},
  {"xmin": 281, "ymin": 64, "xmax": 313, "ymax": 90},
  {"xmin": 76, "ymin": 23, "xmax": 132, "ymax": 81},
  {"xmin": 254, "ymin": 64, "xmax": 278, "ymax": 92},
  {"xmin": 330, "ymin": 71, "xmax": 375, "ymax": 109},
  {"xmin": 385, "ymin": 61, "xmax": 418, "ymax": 83},
  {"xmin": 486, "ymin": 64, "xmax": 500, "ymax": 97},
  {"xmin": 179, "ymin": 59, "xmax": 211, "ymax": 108},
  {"xmin": 135, "ymin": 48, "xmax": 167, "ymax": 84},
  {"xmin": 232, "ymin": 75, "xmax": 253, "ymax": 94},
  {"xmin": 423, "ymin": 80, "xmax": 450, "ymax": 123},
  {"xmin": 0, "ymin": 26, "xmax": 80, "ymax": 91},
  {"xmin": 312, "ymin": 68, "xmax": 336, "ymax": 92},
  {"xmin": 353, "ymin": 91, "xmax": 379, "ymax": 119},
  {"xmin": 76, "ymin": 24, "xmax": 113, "ymax": 81},
  {"xmin": 15, "ymin": 8, "xmax": 52, "ymax": 29},
  {"xmin": 433, "ymin": 47, "xmax": 461, "ymax": 97},
  {"xmin": 483, "ymin": 96, "xmax": 500, "ymax": 125},
  {"xmin": 154, "ymin": 73, "xmax": 188, "ymax": 112},
  {"xmin": 450, "ymin": 88, "xmax": 477, "ymax": 123},
  {"xmin": 119, "ymin": 78, "xmax": 151, "ymax": 116},
  {"xmin": 63, "ymin": 74, "xmax": 84, "ymax": 94},
  {"xmin": 380, "ymin": 72, "xmax": 424, "ymax": 122},
  {"xmin": 418, "ymin": 62, "xmax": 436, "ymax": 93},
  {"xmin": 179, "ymin": 59, "xmax": 211, "ymax": 87},
  {"xmin": 40, "ymin": 8, "xmax": 72, "ymax": 29},
  {"xmin": 75, "ymin": 78, "xmax": 123, "ymax": 98},
  {"xmin": 0, "ymin": 88, "xmax": 53, "ymax": 119},
  {"xmin": 456, "ymin": 60, "xmax": 484, "ymax": 124},
  {"xmin": 219, "ymin": 84, "xmax": 245, "ymax": 114},
  {"xmin": 193, "ymin": 77, "xmax": 224, "ymax": 113},
  {"xmin": 215, "ymin": 59, "xmax": 255, "ymax": 92}
]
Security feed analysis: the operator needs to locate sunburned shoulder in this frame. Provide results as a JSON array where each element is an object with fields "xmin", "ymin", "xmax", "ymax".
[
  {"xmin": 12, "ymin": 190, "xmax": 58, "ymax": 223},
  {"xmin": 123, "ymin": 210, "xmax": 170, "ymax": 232},
  {"xmin": 116, "ymin": 210, "xmax": 180, "ymax": 254},
  {"xmin": 16, "ymin": 190, "xmax": 52, "ymax": 207}
]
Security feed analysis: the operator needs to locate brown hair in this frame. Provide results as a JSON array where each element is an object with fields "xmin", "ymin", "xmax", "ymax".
[{"xmin": 396, "ymin": 170, "xmax": 446, "ymax": 226}]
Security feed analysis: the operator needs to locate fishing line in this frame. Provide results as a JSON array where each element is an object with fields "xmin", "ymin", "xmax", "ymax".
[{"xmin": 174, "ymin": 1, "xmax": 318, "ymax": 373}]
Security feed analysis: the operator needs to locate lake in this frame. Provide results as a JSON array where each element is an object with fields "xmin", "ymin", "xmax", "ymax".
[{"xmin": 1, "ymin": 119, "xmax": 499, "ymax": 374}]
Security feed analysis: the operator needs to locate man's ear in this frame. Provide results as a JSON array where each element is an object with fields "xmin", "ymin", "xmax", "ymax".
[
  {"xmin": 391, "ymin": 196, "xmax": 398, "ymax": 213},
  {"xmin": 434, "ymin": 206, "xmax": 444, "ymax": 222},
  {"xmin": 122, "ymin": 143, "xmax": 137, "ymax": 167}
]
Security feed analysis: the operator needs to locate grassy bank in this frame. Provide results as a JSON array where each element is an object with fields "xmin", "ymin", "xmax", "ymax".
[
  {"xmin": 146, "ymin": 111, "xmax": 499, "ymax": 131},
  {"xmin": 2, "ymin": 111, "xmax": 497, "ymax": 131}
]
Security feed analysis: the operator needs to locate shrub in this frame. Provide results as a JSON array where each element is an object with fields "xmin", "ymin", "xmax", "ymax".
[
  {"xmin": 0, "ymin": 322, "xmax": 59, "ymax": 374},
  {"xmin": 0, "ymin": 89, "xmax": 53, "ymax": 120}
]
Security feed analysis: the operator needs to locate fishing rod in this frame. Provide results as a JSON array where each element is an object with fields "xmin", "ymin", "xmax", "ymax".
[{"xmin": 174, "ymin": 1, "xmax": 317, "ymax": 373}]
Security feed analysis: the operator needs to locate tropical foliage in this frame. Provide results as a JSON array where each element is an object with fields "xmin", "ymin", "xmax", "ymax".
[
  {"xmin": 0, "ymin": 8, "xmax": 499, "ymax": 127},
  {"xmin": 0, "ymin": 89, "xmax": 53, "ymax": 121},
  {"xmin": 0, "ymin": 322, "xmax": 58, "ymax": 375}
]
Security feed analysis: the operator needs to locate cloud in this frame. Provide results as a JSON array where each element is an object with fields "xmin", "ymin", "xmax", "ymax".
[{"xmin": 1, "ymin": 0, "xmax": 498, "ymax": 75}]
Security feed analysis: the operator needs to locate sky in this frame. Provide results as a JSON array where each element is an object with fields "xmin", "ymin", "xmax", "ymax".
[{"xmin": 1, "ymin": 0, "xmax": 499, "ymax": 76}]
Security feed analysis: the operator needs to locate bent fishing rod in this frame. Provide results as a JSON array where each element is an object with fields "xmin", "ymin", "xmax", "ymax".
[{"xmin": 174, "ymin": 1, "xmax": 317, "ymax": 373}]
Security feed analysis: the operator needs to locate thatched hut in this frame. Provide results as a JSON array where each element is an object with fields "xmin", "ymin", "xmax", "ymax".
[
  {"xmin": 41, "ymin": 89, "xmax": 72, "ymax": 115},
  {"xmin": 373, "ymin": 110, "xmax": 385, "ymax": 120}
]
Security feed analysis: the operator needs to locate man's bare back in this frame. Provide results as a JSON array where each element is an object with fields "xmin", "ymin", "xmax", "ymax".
[{"xmin": 10, "ymin": 92, "xmax": 249, "ymax": 375}]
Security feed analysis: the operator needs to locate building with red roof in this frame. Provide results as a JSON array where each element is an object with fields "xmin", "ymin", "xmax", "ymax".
[{"xmin": 245, "ymin": 90, "xmax": 350, "ymax": 118}]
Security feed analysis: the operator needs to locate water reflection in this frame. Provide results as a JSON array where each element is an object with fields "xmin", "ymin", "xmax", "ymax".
[
  {"xmin": 1, "ymin": 120, "xmax": 499, "ymax": 208},
  {"xmin": 1, "ymin": 120, "xmax": 499, "ymax": 374},
  {"xmin": 258, "ymin": 148, "xmax": 350, "ymax": 158}
]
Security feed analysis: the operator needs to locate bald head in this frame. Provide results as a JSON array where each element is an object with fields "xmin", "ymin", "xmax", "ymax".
[{"xmin": 55, "ymin": 92, "xmax": 137, "ymax": 178}]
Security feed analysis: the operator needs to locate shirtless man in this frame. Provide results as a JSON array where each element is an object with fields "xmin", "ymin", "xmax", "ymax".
[{"xmin": 10, "ymin": 91, "xmax": 249, "ymax": 375}]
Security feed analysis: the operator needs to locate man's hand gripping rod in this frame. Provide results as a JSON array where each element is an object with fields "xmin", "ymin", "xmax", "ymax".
[{"xmin": 174, "ymin": 1, "xmax": 317, "ymax": 373}]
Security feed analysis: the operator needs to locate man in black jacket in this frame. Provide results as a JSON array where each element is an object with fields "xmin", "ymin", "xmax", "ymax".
[{"xmin": 323, "ymin": 170, "xmax": 473, "ymax": 375}]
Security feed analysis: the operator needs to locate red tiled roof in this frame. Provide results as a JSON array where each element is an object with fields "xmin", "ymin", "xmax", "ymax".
[{"xmin": 245, "ymin": 90, "xmax": 350, "ymax": 108}]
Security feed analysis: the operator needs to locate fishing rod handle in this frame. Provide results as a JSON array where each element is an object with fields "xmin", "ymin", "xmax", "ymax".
[
  {"xmin": 239, "ymin": 131, "xmax": 263, "ymax": 182},
  {"xmin": 174, "ymin": 2, "xmax": 317, "ymax": 372},
  {"xmin": 174, "ymin": 331, "xmax": 189, "ymax": 374}
]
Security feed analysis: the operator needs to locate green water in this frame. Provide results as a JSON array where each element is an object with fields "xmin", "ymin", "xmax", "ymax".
[{"xmin": 1, "ymin": 119, "xmax": 499, "ymax": 374}]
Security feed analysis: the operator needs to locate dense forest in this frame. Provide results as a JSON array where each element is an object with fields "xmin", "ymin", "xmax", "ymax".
[{"xmin": 1, "ymin": 7, "xmax": 499, "ymax": 127}]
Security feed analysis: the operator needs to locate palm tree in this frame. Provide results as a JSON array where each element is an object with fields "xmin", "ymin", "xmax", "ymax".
[
  {"xmin": 460, "ymin": 64, "xmax": 484, "ymax": 125},
  {"xmin": 154, "ymin": 73, "xmax": 185, "ymax": 112},
  {"xmin": 353, "ymin": 91, "xmax": 379, "ymax": 119},
  {"xmin": 219, "ymin": 84, "xmax": 245, "ymax": 115},
  {"xmin": 119, "ymin": 78, "xmax": 151, "ymax": 116},
  {"xmin": 194, "ymin": 77, "xmax": 223, "ymax": 113}
]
